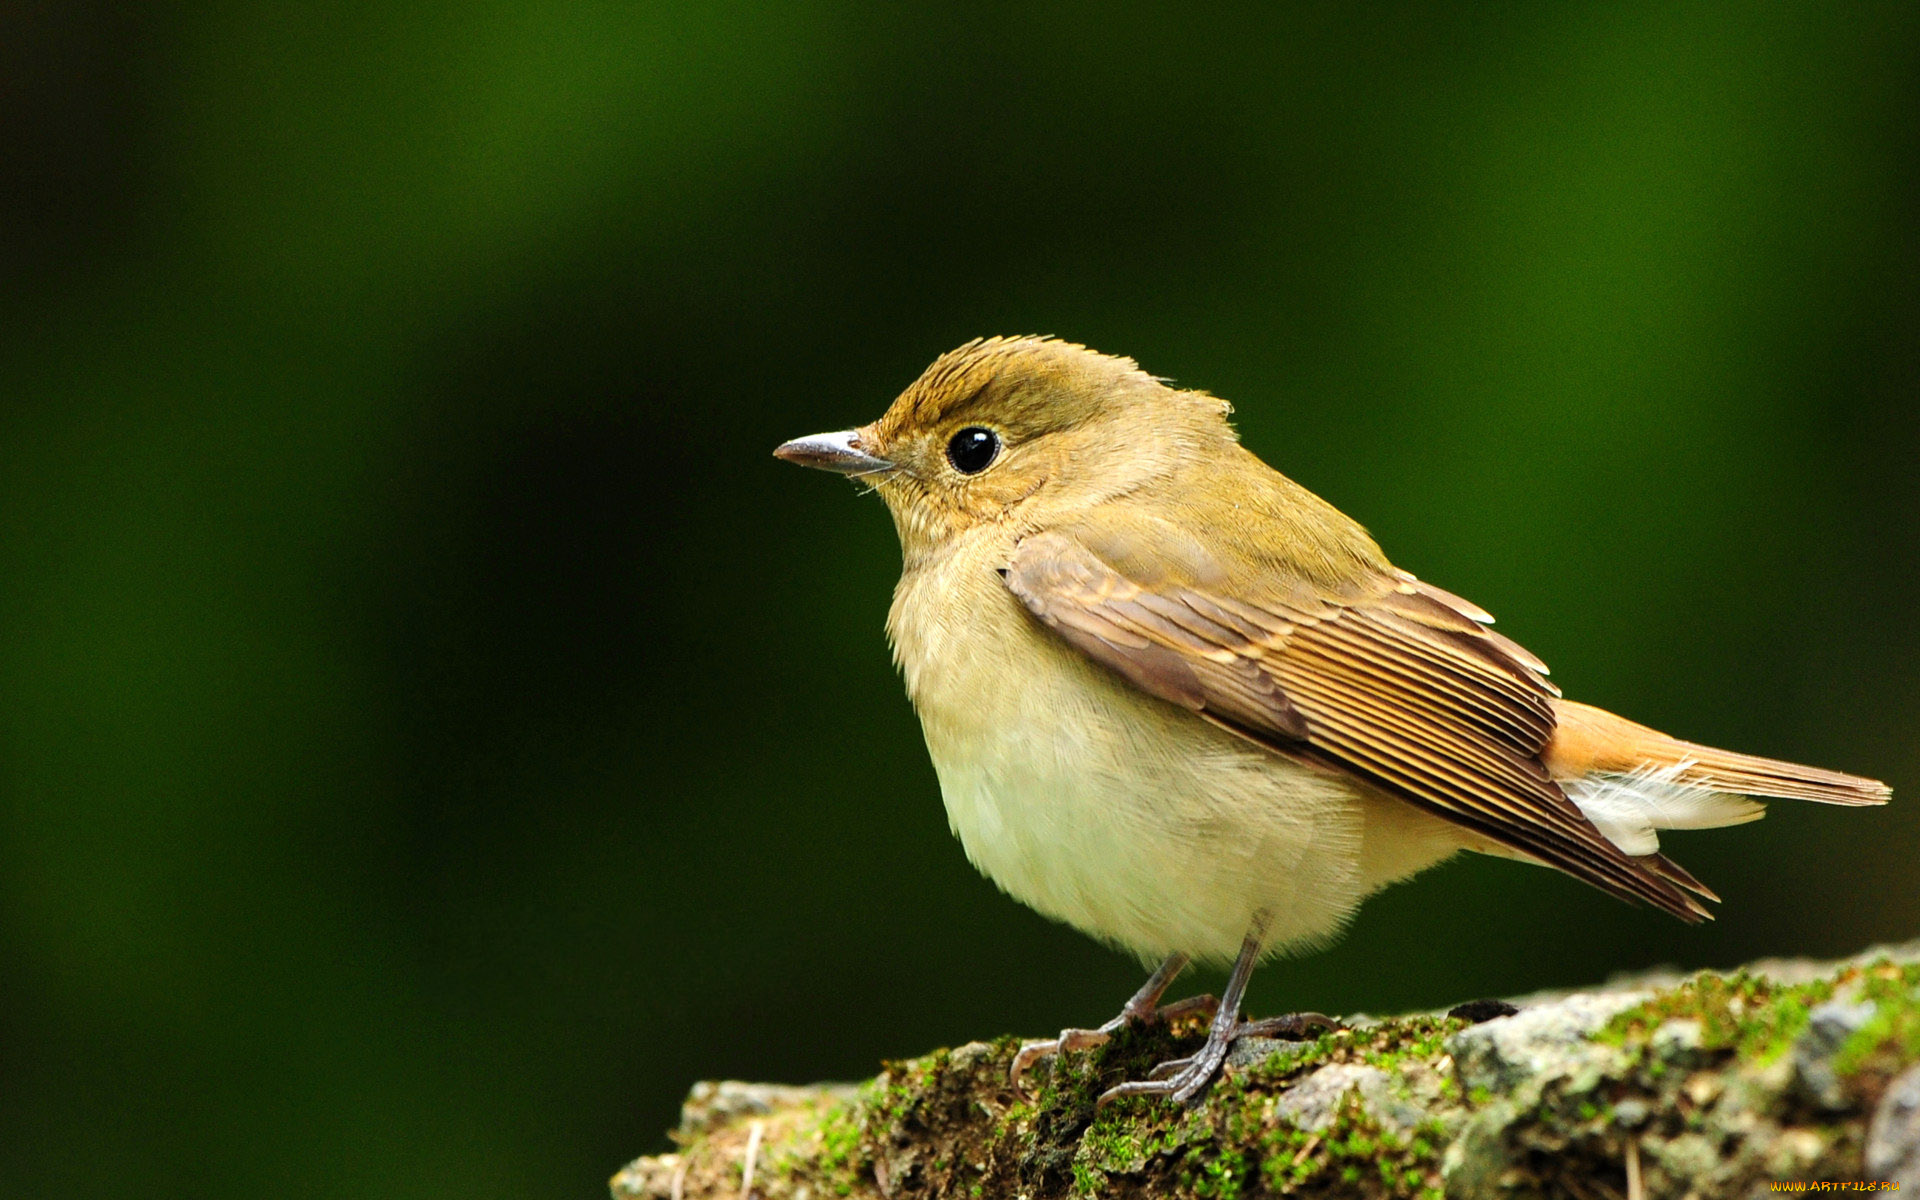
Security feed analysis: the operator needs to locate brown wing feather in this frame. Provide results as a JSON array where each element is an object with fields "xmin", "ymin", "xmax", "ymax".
[
  {"xmin": 1006, "ymin": 529, "xmax": 1706, "ymax": 922},
  {"xmin": 1009, "ymin": 533, "xmax": 1309, "ymax": 739}
]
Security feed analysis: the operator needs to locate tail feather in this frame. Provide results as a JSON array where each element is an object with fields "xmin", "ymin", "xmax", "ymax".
[
  {"xmin": 1526, "ymin": 698, "xmax": 1885, "ymax": 917},
  {"xmin": 1546, "ymin": 699, "xmax": 1891, "ymax": 807}
]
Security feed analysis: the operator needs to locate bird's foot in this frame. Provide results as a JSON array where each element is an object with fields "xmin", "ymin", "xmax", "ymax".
[
  {"xmin": 1009, "ymin": 993, "xmax": 1219, "ymax": 1089},
  {"xmin": 1095, "ymin": 1011, "xmax": 1342, "ymax": 1108}
]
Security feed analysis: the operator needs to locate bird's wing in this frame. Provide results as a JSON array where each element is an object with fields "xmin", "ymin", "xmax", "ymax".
[{"xmin": 1005, "ymin": 525, "xmax": 1706, "ymax": 921}]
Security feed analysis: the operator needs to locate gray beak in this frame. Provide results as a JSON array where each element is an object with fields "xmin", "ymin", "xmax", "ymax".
[{"xmin": 772, "ymin": 429, "xmax": 894, "ymax": 475}]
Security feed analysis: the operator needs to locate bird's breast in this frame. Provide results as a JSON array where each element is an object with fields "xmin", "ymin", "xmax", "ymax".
[{"xmin": 885, "ymin": 536, "xmax": 1381, "ymax": 964}]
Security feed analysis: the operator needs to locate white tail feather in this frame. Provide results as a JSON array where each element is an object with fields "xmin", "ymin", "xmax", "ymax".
[{"xmin": 1563, "ymin": 761, "xmax": 1765, "ymax": 856}]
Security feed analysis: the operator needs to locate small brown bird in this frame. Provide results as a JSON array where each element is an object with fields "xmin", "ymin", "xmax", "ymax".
[{"xmin": 775, "ymin": 336, "xmax": 1889, "ymax": 1105}]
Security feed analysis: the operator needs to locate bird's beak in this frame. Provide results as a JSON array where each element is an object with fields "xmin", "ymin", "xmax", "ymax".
[{"xmin": 772, "ymin": 429, "xmax": 895, "ymax": 475}]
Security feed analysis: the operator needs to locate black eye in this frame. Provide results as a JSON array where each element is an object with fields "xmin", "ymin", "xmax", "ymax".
[{"xmin": 945, "ymin": 426, "xmax": 1001, "ymax": 474}]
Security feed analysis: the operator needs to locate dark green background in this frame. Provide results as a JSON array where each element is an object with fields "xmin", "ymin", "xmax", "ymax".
[{"xmin": 2, "ymin": 3, "xmax": 1915, "ymax": 1197}]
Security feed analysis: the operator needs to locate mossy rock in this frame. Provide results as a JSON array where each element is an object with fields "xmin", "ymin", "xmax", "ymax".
[{"xmin": 612, "ymin": 941, "xmax": 1920, "ymax": 1199}]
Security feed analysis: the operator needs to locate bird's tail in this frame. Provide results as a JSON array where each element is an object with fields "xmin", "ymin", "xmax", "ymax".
[
  {"xmin": 1545, "ymin": 699, "xmax": 1891, "ymax": 807},
  {"xmin": 1541, "ymin": 698, "xmax": 1888, "ymax": 881}
]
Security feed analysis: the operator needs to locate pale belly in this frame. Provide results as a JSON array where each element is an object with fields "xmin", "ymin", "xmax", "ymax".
[{"xmin": 891, "ymin": 549, "xmax": 1467, "ymax": 966}]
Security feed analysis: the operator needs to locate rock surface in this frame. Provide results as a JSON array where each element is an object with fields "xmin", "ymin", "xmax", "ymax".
[{"xmin": 612, "ymin": 941, "xmax": 1920, "ymax": 1199}]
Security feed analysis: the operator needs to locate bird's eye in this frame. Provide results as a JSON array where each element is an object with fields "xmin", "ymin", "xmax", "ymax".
[{"xmin": 945, "ymin": 426, "xmax": 1000, "ymax": 475}]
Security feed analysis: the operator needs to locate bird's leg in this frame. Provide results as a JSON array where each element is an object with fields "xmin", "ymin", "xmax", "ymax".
[
  {"xmin": 1096, "ymin": 917, "xmax": 1339, "ymax": 1108},
  {"xmin": 1010, "ymin": 953, "xmax": 1216, "ymax": 1087},
  {"xmin": 1098, "ymin": 930, "xmax": 1260, "ymax": 1107}
]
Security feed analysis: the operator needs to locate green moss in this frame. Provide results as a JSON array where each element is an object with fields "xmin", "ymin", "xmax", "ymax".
[
  {"xmin": 1834, "ymin": 962, "xmax": 1920, "ymax": 1077},
  {"xmin": 1249, "ymin": 1093, "xmax": 1446, "ymax": 1197},
  {"xmin": 760, "ymin": 1005, "xmax": 1491, "ymax": 1198},
  {"xmin": 813, "ymin": 1103, "xmax": 861, "ymax": 1177},
  {"xmin": 1003, "ymin": 1011, "xmax": 1458, "ymax": 1197},
  {"xmin": 642, "ymin": 955, "xmax": 1920, "ymax": 1199},
  {"xmin": 1244, "ymin": 1016, "xmax": 1467, "ymax": 1081},
  {"xmin": 1188, "ymin": 1144, "xmax": 1249, "ymax": 1199},
  {"xmin": 1600, "ymin": 959, "xmax": 1920, "ymax": 1083},
  {"xmin": 1602, "ymin": 969, "xmax": 1837, "ymax": 1062},
  {"xmin": 748, "ymin": 1095, "xmax": 869, "ymax": 1199}
]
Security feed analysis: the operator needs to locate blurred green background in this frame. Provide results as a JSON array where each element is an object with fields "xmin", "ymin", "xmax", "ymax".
[{"xmin": 1, "ymin": 2, "xmax": 1915, "ymax": 1196}]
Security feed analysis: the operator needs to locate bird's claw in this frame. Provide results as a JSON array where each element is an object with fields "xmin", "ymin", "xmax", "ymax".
[
  {"xmin": 1009, "ymin": 993, "xmax": 1221, "ymax": 1089},
  {"xmin": 1144, "ymin": 1054, "xmax": 1194, "ymax": 1081},
  {"xmin": 1010, "ymin": 1026, "xmax": 1115, "ymax": 1089},
  {"xmin": 1097, "ymin": 1043, "xmax": 1226, "ymax": 1108},
  {"xmin": 1094, "ymin": 1011, "xmax": 1344, "ymax": 1108},
  {"xmin": 1237, "ymin": 1011, "xmax": 1342, "ymax": 1040},
  {"xmin": 1148, "ymin": 993, "xmax": 1222, "ymax": 1025}
]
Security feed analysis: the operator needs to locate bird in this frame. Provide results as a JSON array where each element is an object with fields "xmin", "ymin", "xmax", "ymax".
[{"xmin": 773, "ymin": 335, "xmax": 1890, "ymax": 1105}]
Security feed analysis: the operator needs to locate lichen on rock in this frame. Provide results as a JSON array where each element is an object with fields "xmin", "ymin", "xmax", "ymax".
[{"xmin": 612, "ymin": 941, "xmax": 1920, "ymax": 1199}]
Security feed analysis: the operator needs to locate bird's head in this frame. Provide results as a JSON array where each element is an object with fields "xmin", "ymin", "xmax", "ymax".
[{"xmin": 775, "ymin": 337, "xmax": 1235, "ymax": 561}]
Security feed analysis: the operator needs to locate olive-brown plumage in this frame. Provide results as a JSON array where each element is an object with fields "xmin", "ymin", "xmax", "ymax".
[{"xmin": 775, "ymin": 335, "xmax": 1889, "ymax": 1104}]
